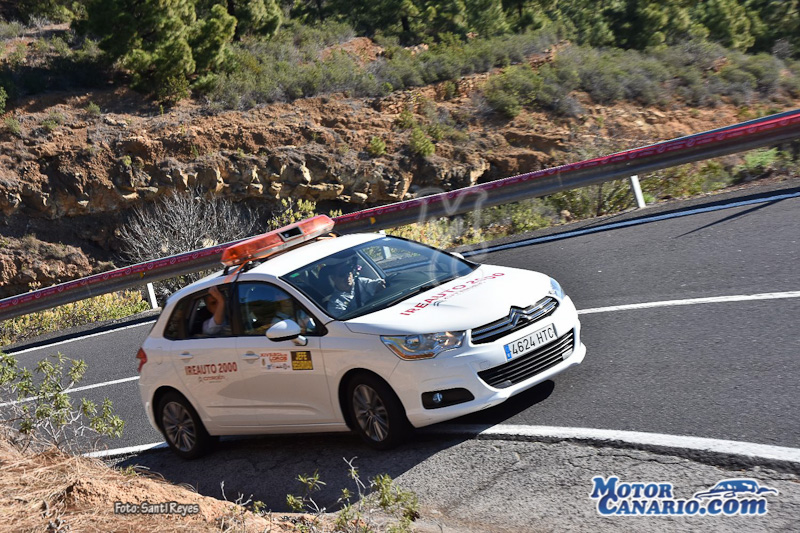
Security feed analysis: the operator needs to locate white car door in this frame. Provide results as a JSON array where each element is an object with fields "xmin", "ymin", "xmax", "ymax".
[
  {"xmin": 168, "ymin": 285, "xmax": 265, "ymax": 427},
  {"xmin": 234, "ymin": 282, "xmax": 336, "ymax": 427}
]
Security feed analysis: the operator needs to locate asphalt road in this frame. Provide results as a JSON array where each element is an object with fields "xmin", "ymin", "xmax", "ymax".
[{"xmin": 4, "ymin": 180, "xmax": 800, "ymax": 453}]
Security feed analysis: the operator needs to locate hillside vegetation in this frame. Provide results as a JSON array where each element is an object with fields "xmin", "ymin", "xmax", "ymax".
[{"xmin": 0, "ymin": 1, "xmax": 798, "ymax": 299}]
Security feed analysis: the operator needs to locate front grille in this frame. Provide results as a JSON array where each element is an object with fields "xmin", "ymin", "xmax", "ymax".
[
  {"xmin": 477, "ymin": 329, "xmax": 574, "ymax": 389},
  {"xmin": 471, "ymin": 297, "xmax": 559, "ymax": 344}
]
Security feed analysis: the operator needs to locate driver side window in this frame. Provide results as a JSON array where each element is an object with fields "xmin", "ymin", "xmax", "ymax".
[{"xmin": 237, "ymin": 283, "xmax": 320, "ymax": 337}]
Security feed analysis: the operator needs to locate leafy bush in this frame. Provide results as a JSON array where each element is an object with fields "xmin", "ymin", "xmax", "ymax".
[
  {"xmin": 0, "ymin": 291, "xmax": 149, "ymax": 346},
  {"xmin": 408, "ymin": 127, "xmax": 435, "ymax": 156},
  {"xmin": 156, "ymin": 75, "xmax": 190, "ymax": 106},
  {"xmin": 4, "ymin": 117, "xmax": 21, "ymax": 137},
  {"xmin": 284, "ymin": 458, "xmax": 419, "ymax": 532},
  {"xmin": 0, "ymin": 20, "xmax": 24, "ymax": 40},
  {"xmin": 367, "ymin": 136, "xmax": 386, "ymax": 157},
  {"xmin": 473, "ymin": 198, "xmax": 555, "ymax": 235},
  {"xmin": 394, "ymin": 108, "xmax": 416, "ymax": 130},
  {"xmin": 484, "ymin": 64, "xmax": 541, "ymax": 117},
  {"xmin": 546, "ymin": 179, "xmax": 634, "ymax": 219},
  {"xmin": 387, "ymin": 218, "xmax": 477, "ymax": 249},
  {"xmin": 85, "ymin": 101, "xmax": 101, "ymax": 117},
  {"xmin": 203, "ymin": 27, "xmax": 559, "ymax": 108},
  {"xmin": 0, "ymin": 351, "xmax": 124, "ymax": 452}
]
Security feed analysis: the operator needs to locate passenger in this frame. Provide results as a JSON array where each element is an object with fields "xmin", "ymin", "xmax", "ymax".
[
  {"xmin": 202, "ymin": 285, "xmax": 227, "ymax": 335},
  {"xmin": 326, "ymin": 261, "xmax": 385, "ymax": 315},
  {"xmin": 270, "ymin": 296, "xmax": 316, "ymax": 333}
]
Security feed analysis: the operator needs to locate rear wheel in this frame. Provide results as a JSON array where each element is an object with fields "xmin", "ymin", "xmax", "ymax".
[
  {"xmin": 157, "ymin": 392, "xmax": 212, "ymax": 459},
  {"xmin": 346, "ymin": 374, "xmax": 410, "ymax": 450}
]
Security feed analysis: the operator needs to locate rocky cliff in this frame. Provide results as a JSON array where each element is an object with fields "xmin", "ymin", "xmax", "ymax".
[{"xmin": 0, "ymin": 40, "xmax": 791, "ymax": 298}]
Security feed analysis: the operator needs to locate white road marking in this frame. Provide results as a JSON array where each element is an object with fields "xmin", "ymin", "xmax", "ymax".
[
  {"xmin": 436, "ymin": 424, "xmax": 800, "ymax": 464},
  {"xmin": 6, "ymin": 320, "xmax": 156, "ymax": 356},
  {"xmin": 88, "ymin": 424, "xmax": 800, "ymax": 462},
  {"xmin": 0, "ymin": 375, "xmax": 140, "ymax": 407},
  {"xmin": 463, "ymin": 190, "xmax": 800, "ymax": 257},
  {"xmin": 9, "ymin": 290, "xmax": 798, "ymax": 405},
  {"xmin": 85, "ymin": 441, "xmax": 167, "ymax": 458},
  {"xmin": 578, "ymin": 291, "xmax": 800, "ymax": 315}
]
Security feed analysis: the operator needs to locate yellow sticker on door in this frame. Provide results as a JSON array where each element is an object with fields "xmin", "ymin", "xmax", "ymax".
[{"xmin": 291, "ymin": 351, "xmax": 313, "ymax": 370}]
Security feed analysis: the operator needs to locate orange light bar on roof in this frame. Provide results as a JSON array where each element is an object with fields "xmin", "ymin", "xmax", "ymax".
[{"xmin": 221, "ymin": 215, "xmax": 335, "ymax": 267}]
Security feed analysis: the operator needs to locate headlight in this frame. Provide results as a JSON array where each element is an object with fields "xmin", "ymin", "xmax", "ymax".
[
  {"xmin": 381, "ymin": 331, "xmax": 466, "ymax": 360},
  {"xmin": 549, "ymin": 278, "xmax": 565, "ymax": 300}
]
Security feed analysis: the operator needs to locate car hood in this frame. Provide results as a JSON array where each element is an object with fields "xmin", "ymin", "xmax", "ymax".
[{"xmin": 344, "ymin": 265, "xmax": 554, "ymax": 335}]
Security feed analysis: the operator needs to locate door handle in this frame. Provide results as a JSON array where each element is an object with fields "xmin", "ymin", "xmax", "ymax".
[
  {"xmin": 241, "ymin": 352, "xmax": 260, "ymax": 360},
  {"xmin": 179, "ymin": 352, "xmax": 193, "ymax": 360}
]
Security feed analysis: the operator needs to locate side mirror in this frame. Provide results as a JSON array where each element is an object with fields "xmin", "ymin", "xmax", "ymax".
[
  {"xmin": 267, "ymin": 319, "xmax": 307, "ymax": 346},
  {"xmin": 451, "ymin": 252, "xmax": 465, "ymax": 260}
]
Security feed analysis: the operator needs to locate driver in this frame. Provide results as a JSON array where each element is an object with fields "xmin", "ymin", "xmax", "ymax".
[{"xmin": 326, "ymin": 261, "xmax": 385, "ymax": 315}]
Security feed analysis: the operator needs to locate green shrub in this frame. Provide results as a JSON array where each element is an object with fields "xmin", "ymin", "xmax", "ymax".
[
  {"xmin": 474, "ymin": 198, "xmax": 555, "ymax": 235},
  {"xmin": 547, "ymin": 179, "xmax": 635, "ymax": 219},
  {"xmin": 409, "ymin": 127, "xmax": 435, "ymax": 156},
  {"xmin": 202, "ymin": 27, "xmax": 559, "ymax": 109},
  {"xmin": 367, "ymin": 136, "xmax": 386, "ymax": 157},
  {"xmin": 284, "ymin": 459, "xmax": 419, "ymax": 533},
  {"xmin": 394, "ymin": 108, "xmax": 416, "ymax": 130},
  {"xmin": 156, "ymin": 75, "xmax": 191, "ymax": 106},
  {"xmin": 0, "ymin": 20, "xmax": 24, "ymax": 40},
  {"xmin": 441, "ymin": 80, "xmax": 457, "ymax": 100},
  {"xmin": 85, "ymin": 101, "xmax": 101, "ymax": 117},
  {"xmin": 484, "ymin": 65, "xmax": 541, "ymax": 117},
  {"xmin": 0, "ymin": 351, "xmax": 124, "ymax": 452},
  {"xmin": 743, "ymin": 148, "xmax": 779, "ymax": 170}
]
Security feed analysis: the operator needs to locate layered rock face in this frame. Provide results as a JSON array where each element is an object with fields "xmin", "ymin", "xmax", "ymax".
[{"xmin": 0, "ymin": 80, "xmax": 757, "ymax": 298}]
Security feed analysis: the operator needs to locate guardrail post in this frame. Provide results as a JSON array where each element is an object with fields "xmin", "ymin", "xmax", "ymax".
[
  {"xmin": 146, "ymin": 283, "xmax": 158, "ymax": 309},
  {"xmin": 629, "ymin": 175, "xmax": 647, "ymax": 209}
]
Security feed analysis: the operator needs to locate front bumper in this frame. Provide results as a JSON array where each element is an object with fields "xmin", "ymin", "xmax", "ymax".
[{"xmin": 388, "ymin": 295, "xmax": 585, "ymax": 428}]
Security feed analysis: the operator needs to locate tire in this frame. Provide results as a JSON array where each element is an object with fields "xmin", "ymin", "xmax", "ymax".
[
  {"xmin": 345, "ymin": 373, "xmax": 410, "ymax": 450},
  {"xmin": 157, "ymin": 391, "xmax": 213, "ymax": 459}
]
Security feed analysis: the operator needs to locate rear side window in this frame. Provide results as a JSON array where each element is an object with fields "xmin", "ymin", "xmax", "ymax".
[
  {"xmin": 164, "ymin": 285, "xmax": 232, "ymax": 340},
  {"xmin": 163, "ymin": 297, "xmax": 191, "ymax": 340}
]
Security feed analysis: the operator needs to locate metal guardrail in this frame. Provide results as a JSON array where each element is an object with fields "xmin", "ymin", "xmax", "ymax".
[{"xmin": 1, "ymin": 109, "xmax": 799, "ymax": 322}]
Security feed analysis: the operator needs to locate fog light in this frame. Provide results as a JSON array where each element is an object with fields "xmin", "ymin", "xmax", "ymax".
[{"xmin": 422, "ymin": 388, "xmax": 475, "ymax": 409}]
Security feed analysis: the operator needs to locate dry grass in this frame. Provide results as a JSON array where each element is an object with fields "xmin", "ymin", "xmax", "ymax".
[
  {"xmin": 0, "ymin": 290, "xmax": 150, "ymax": 346},
  {"xmin": 0, "ymin": 434, "xmax": 305, "ymax": 533}
]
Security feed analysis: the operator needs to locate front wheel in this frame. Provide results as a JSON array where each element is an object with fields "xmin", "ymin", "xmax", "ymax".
[
  {"xmin": 346, "ymin": 374, "xmax": 410, "ymax": 450},
  {"xmin": 157, "ymin": 392, "xmax": 212, "ymax": 459}
]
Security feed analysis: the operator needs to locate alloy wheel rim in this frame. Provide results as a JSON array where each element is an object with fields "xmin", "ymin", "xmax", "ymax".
[
  {"xmin": 353, "ymin": 384, "xmax": 390, "ymax": 442},
  {"xmin": 162, "ymin": 401, "xmax": 197, "ymax": 452}
]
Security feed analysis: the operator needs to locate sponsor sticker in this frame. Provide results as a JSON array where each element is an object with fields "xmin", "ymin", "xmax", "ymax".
[
  {"xmin": 291, "ymin": 351, "xmax": 313, "ymax": 371},
  {"xmin": 260, "ymin": 352, "xmax": 291, "ymax": 371}
]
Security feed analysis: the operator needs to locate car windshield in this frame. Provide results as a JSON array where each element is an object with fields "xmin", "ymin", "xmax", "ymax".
[{"xmin": 281, "ymin": 236, "xmax": 478, "ymax": 320}]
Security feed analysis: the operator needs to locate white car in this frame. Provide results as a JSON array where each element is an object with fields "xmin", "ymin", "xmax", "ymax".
[{"xmin": 136, "ymin": 216, "xmax": 586, "ymax": 458}]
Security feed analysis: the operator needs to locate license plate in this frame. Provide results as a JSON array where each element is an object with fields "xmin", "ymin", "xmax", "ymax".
[{"xmin": 503, "ymin": 324, "xmax": 557, "ymax": 361}]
